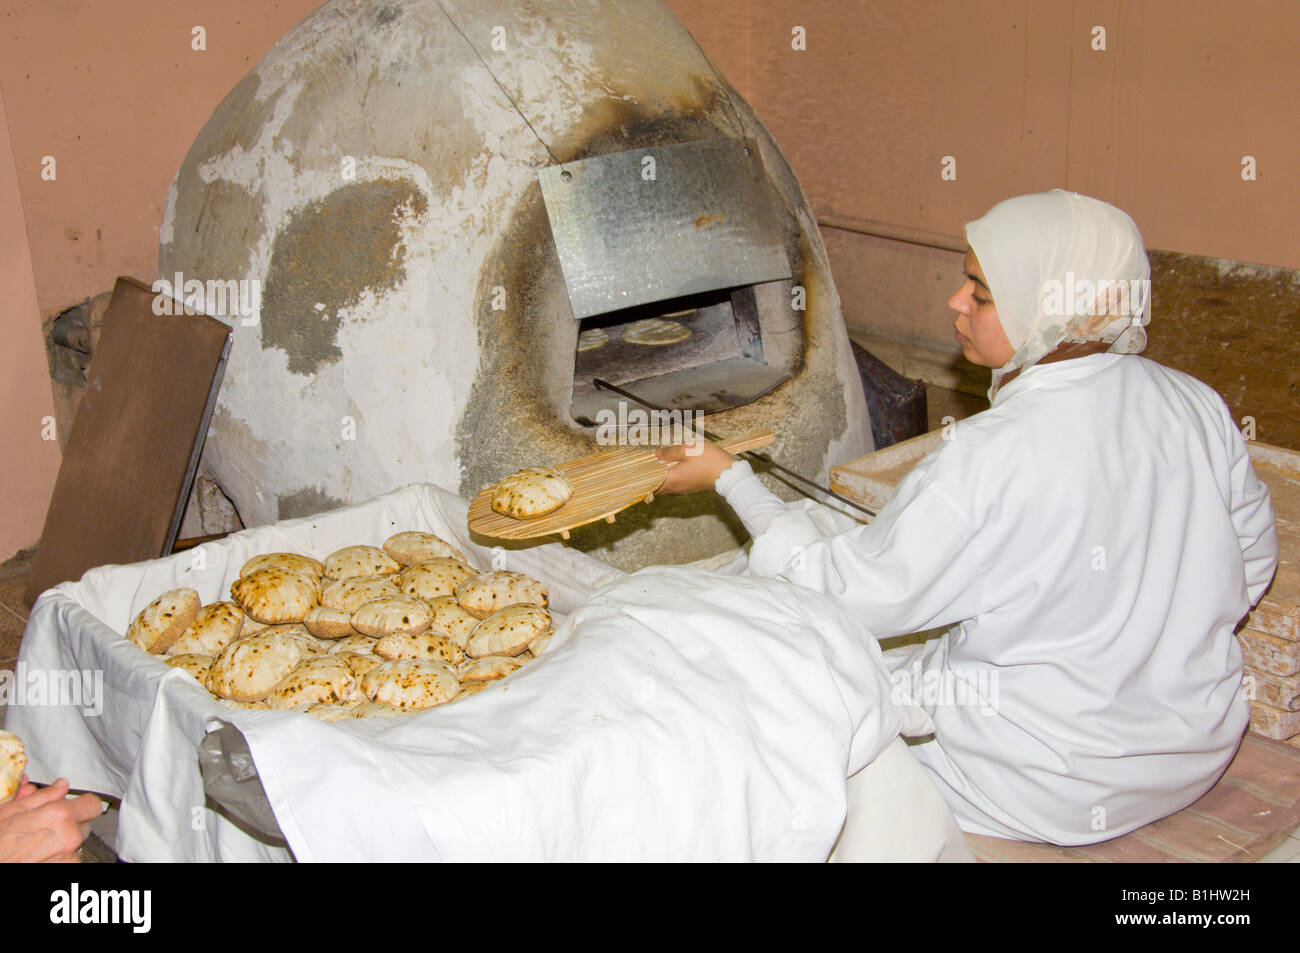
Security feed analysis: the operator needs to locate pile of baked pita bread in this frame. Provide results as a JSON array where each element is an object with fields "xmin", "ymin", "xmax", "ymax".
[
  {"xmin": 0, "ymin": 730, "xmax": 24, "ymax": 802},
  {"xmin": 123, "ymin": 532, "xmax": 553, "ymax": 720}
]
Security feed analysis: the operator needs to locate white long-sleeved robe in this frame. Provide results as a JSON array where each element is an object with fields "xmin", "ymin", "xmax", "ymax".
[{"xmin": 719, "ymin": 354, "xmax": 1278, "ymax": 845}]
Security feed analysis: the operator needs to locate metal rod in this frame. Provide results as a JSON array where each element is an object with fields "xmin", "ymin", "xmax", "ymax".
[
  {"xmin": 816, "ymin": 211, "xmax": 967, "ymax": 254},
  {"xmin": 590, "ymin": 378, "xmax": 877, "ymax": 517}
]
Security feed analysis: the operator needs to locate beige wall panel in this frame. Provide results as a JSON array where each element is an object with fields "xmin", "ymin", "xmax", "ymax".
[
  {"xmin": 667, "ymin": 0, "xmax": 1298, "ymax": 267},
  {"xmin": 1126, "ymin": 0, "xmax": 1299, "ymax": 266},
  {"xmin": 0, "ymin": 89, "xmax": 62, "ymax": 560},
  {"xmin": 0, "ymin": 0, "xmax": 324, "ymax": 317}
]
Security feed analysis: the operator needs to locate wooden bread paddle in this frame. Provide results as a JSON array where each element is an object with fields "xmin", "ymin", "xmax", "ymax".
[{"xmin": 467, "ymin": 429, "xmax": 775, "ymax": 541}]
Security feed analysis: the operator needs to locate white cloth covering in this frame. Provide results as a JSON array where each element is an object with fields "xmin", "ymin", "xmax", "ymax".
[
  {"xmin": 248, "ymin": 567, "xmax": 939, "ymax": 861},
  {"xmin": 8, "ymin": 485, "xmax": 619, "ymax": 861},
  {"xmin": 9, "ymin": 483, "xmax": 963, "ymax": 861},
  {"xmin": 829, "ymin": 737, "xmax": 974, "ymax": 863},
  {"xmin": 719, "ymin": 354, "xmax": 1278, "ymax": 845}
]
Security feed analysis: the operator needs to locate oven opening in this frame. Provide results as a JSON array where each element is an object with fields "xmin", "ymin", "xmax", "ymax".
[{"xmin": 570, "ymin": 280, "xmax": 796, "ymax": 425}]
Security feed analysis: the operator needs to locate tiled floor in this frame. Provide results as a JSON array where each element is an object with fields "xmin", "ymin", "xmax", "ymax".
[{"xmin": 1259, "ymin": 829, "xmax": 1300, "ymax": 862}]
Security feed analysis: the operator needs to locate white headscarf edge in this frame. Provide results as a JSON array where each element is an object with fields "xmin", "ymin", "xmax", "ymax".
[{"xmin": 964, "ymin": 190, "xmax": 1151, "ymax": 398}]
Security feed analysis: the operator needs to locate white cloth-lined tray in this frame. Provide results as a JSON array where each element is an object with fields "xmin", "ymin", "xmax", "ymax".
[{"xmin": 10, "ymin": 482, "xmax": 953, "ymax": 861}]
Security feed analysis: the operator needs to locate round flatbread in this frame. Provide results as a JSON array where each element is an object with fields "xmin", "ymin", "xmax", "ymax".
[
  {"xmin": 456, "ymin": 655, "xmax": 526, "ymax": 682},
  {"xmin": 397, "ymin": 558, "xmax": 477, "ymax": 601},
  {"xmin": 0, "ymin": 730, "xmax": 26, "ymax": 802},
  {"xmin": 303, "ymin": 606, "xmax": 360, "ymax": 640},
  {"xmin": 622, "ymin": 317, "xmax": 690, "ymax": 346},
  {"xmin": 490, "ymin": 466, "xmax": 574, "ymax": 520},
  {"xmin": 453, "ymin": 681, "xmax": 493, "ymax": 700},
  {"xmin": 256, "ymin": 623, "xmax": 315, "ymax": 639},
  {"xmin": 466, "ymin": 605, "xmax": 551, "ymax": 658},
  {"xmin": 328, "ymin": 634, "xmax": 380, "ymax": 656},
  {"xmin": 218, "ymin": 699, "xmax": 271, "ymax": 710},
  {"xmin": 341, "ymin": 677, "xmax": 369, "ymax": 705},
  {"xmin": 165, "ymin": 653, "xmax": 215, "ymax": 684},
  {"xmin": 238, "ymin": 552, "xmax": 324, "ymax": 580},
  {"xmin": 230, "ymin": 568, "xmax": 320, "ymax": 625},
  {"xmin": 455, "ymin": 571, "xmax": 549, "ymax": 619},
  {"xmin": 360, "ymin": 658, "xmax": 460, "ymax": 711},
  {"xmin": 577, "ymin": 327, "xmax": 608, "ymax": 351},
  {"xmin": 168, "ymin": 602, "xmax": 245, "ymax": 656},
  {"xmin": 323, "ymin": 545, "xmax": 401, "ymax": 581},
  {"xmin": 240, "ymin": 616, "xmax": 270, "ymax": 637},
  {"xmin": 306, "ymin": 704, "xmax": 356, "ymax": 722},
  {"xmin": 350, "ymin": 701, "xmax": 408, "ymax": 719},
  {"xmin": 126, "ymin": 588, "xmax": 202, "ymax": 655},
  {"xmin": 426, "ymin": 596, "xmax": 480, "ymax": 649},
  {"xmin": 321, "ymin": 575, "xmax": 402, "ymax": 613},
  {"xmin": 382, "ymin": 532, "xmax": 468, "ymax": 567},
  {"xmin": 335, "ymin": 651, "xmax": 383, "ymax": 680},
  {"xmin": 374, "ymin": 630, "xmax": 466, "ymax": 666},
  {"xmin": 351, "ymin": 595, "xmax": 434, "ymax": 639},
  {"xmin": 268, "ymin": 656, "xmax": 356, "ymax": 710},
  {"xmin": 206, "ymin": 628, "xmax": 323, "ymax": 702}
]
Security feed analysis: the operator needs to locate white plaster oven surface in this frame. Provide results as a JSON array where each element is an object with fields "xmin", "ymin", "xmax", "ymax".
[{"xmin": 160, "ymin": 0, "xmax": 871, "ymax": 568}]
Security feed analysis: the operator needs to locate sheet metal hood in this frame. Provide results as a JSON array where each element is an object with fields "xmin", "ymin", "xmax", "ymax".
[{"xmin": 538, "ymin": 138, "xmax": 792, "ymax": 319}]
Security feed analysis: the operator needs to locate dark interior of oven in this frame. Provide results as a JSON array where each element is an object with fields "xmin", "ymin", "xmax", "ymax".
[{"xmin": 570, "ymin": 280, "xmax": 797, "ymax": 423}]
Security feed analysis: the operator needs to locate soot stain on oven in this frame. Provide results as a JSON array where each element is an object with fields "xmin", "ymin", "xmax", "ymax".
[
  {"xmin": 455, "ymin": 102, "xmax": 730, "ymax": 479},
  {"xmin": 278, "ymin": 486, "xmax": 346, "ymax": 521},
  {"xmin": 458, "ymin": 185, "xmax": 583, "ymax": 487},
  {"xmin": 458, "ymin": 102, "xmax": 735, "ymax": 484},
  {"xmin": 259, "ymin": 180, "xmax": 428, "ymax": 376},
  {"xmin": 456, "ymin": 105, "xmax": 757, "ymax": 559},
  {"xmin": 163, "ymin": 70, "xmax": 270, "ymax": 281},
  {"xmin": 457, "ymin": 95, "xmax": 850, "ymax": 564}
]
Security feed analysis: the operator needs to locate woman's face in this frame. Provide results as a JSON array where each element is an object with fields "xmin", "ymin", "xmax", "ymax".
[{"xmin": 949, "ymin": 248, "xmax": 1015, "ymax": 368}]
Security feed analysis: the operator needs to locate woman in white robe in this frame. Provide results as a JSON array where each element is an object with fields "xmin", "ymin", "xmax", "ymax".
[{"xmin": 658, "ymin": 191, "xmax": 1279, "ymax": 846}]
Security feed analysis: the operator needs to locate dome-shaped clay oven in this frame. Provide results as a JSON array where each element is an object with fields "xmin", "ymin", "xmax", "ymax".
[{"xmin": 159, "ymin": 0, "xmax": 871, "ymax": 568}]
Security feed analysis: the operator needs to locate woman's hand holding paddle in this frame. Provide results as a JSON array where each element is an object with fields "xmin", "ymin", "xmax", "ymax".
[{"xmin": 655, "ymin": 441, "xmax": 737, "ymax": 494}]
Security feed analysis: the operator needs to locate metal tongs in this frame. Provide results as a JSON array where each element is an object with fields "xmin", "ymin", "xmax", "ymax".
[{"xmin": 591, "ymin": 378, "xmax": 877, "ymax": 517}]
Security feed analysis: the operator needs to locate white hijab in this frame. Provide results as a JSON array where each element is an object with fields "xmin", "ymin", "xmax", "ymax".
[{"xmin": 965, "ymin": 190, "xmax": 1151, "ymax": 398}]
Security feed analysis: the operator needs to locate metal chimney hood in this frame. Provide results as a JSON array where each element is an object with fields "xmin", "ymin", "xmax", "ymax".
[{"xmin": 538, "ymin": 138, "xmax": 792, "ymax": 320}]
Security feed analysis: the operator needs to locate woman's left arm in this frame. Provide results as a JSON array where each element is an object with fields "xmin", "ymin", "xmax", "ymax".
[
  {"xmin": 744, "ymin": 469, "xmax": 991, "ymax": 640},
  {"xmin": 658, "ymin": 439, "xmax": 991, "ymax": 639}
]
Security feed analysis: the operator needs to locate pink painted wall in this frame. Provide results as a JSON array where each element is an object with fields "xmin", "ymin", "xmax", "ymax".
[
  {"xmin": 0, "ymin": 0, "xmax": 323, "ymax": 560},
  {"xmin": 0, "ymin": 89, "xmax": 61, "ymax": 560},
  {"xmin": 668, "ymin": 0, "xmax": 1299, "ymax": 268},
  {"xmin": 665, "ymin": 0, "xmax": 1299, "ymax": 388},
  {"xmin": 0, "ymin": 0, "xmax": 326, "ymax": 319},
  {"xmin": 5, "ymin": 0, "xmax": 1294, "ymax": 325},
  {"xmin": 1, "ymin": 0, "xmax": 1296, "ymax": 558}
]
